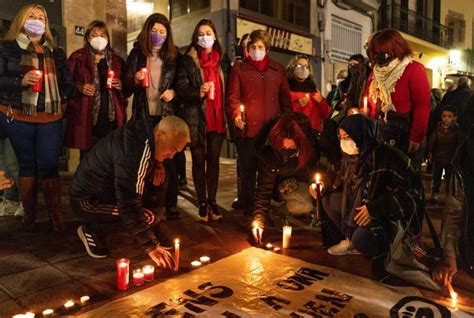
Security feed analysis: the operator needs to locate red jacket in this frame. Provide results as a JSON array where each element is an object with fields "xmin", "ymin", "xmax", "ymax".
[
  {"xmin": 365, "ymin": 60, "xmax": 430, "ymax": 144},
  {"xmin": 227, "ymin": 59, "xmax": 292, "ymax": 138},
  {"xmin": 290, "ymin": 91, "xmax": 330, "ymax": 132},
  {"xmin": 65, "ymin": 48, "xmax": 127, "ymax": 150}
]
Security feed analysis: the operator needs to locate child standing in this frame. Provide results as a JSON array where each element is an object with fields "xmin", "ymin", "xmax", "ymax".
[{"xmin": 427, "ymin": 105, "xmax": 464, "ymax": 200}]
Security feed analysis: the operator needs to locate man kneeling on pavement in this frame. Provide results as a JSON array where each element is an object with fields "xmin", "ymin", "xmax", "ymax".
[{"xmin": 70, "ymin": 116, "xmax": 190, "ymax": 269}]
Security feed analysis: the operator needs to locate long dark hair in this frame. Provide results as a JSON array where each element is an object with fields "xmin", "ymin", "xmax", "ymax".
[
  {"xmin": 137, "ymin": 13, "xmax": 177, "ymax": 61},
  {"xmin": 189, "ymin": 19, "xmax": 223, "ymax": 56}
]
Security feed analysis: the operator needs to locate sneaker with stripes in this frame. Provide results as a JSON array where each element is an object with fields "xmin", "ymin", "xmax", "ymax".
[{"xmin": 77, "ymin": 225, "xmax": 110, "ymax": 259}]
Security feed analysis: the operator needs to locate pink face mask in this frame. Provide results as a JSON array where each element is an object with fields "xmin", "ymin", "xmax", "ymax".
[{"xmin": 24, "ymin": 19, "xmax": 45, "ymax": 37}]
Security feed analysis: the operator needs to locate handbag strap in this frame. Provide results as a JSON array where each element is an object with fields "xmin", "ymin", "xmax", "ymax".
[{"xmin": 423, "ymin": 209, "xmax": 441, "ymax": 249}]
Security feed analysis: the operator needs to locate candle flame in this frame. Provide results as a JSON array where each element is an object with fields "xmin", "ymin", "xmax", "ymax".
[
  {"xmin": 174, "ymin": 238, "xmax": 180, "ymax": 244},
  {"xmin": 315, "ymin": 173, "xmax": 321, "ymax": 183},
  {"xmin": 240, "ymin": 104, "xmax": 245, "ymax": 112}
]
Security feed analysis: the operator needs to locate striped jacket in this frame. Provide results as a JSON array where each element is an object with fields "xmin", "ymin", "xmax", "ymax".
[{"xmin": 69, "ymin": 119, "xmax": 159, "ymax": 252}]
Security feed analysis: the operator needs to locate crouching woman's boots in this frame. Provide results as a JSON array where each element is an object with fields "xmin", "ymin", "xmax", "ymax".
[
  {"xmin": 18, "ymin": 177, "xmax": 38, "ymax": 231},
  {"xmin": 42, "ymin": 177, "xmax": 67, "ymax": 233}
]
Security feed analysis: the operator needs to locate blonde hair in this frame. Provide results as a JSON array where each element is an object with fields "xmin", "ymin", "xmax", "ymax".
[
  {"xmin": 4, "ymin": 4, "xmax": 56, "ymax": 47},
  {"xmin": 286, "ymin": 54, "xmax": 314, "ymax": 79}
]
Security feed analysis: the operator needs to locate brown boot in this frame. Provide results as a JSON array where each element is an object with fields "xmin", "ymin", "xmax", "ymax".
[
  {"xmin": 42, "ymin": 177, "xmax": 67, "ymax": 233},
  {"xmin": 18, "ymin": 176, "xmax": 38, "ymax": 231}
]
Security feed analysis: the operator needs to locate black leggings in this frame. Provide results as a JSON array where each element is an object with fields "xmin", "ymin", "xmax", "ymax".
[
  {"xmin": 322, "ymin": 191, "xmax": 376, "ymax": 256},
  {"xmin": 190, "ymin": 132, "xmax": 225, "ymax": 203}
]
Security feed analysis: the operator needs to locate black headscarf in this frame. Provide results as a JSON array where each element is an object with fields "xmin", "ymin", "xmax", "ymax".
[
  {"xmin": 288, "ymin": 77, "xmax": 317, "ymax": 92},
  {"xmin": 338, "ymin": 114, "xmax": 377, "ymax": 236}
]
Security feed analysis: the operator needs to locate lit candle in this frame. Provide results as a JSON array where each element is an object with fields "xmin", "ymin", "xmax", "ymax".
[
  {"xmin": 239, "ymin": 104, "xmax": 246, "ymax": 125},
  {"xmin": 116, "ymin": 258, "xmax": 130, "ymax": 291},
  {"xmin": 133, "ymin": 269, "xmax": 145, "ymax": 286},
  {"xmin": 106, "ymin": 69, "xmax": 115, "ymax": 89},
  {"xmin": 64, "ymin": 300, "xmax": 75, "ymax": 309},
  {"xmin": 32, "ymin": 70, "xmax": 43, "ymax": 93},
  {"xmin": 273, "ymin": 247, "xmax": 281, "ymax": 253},
  {"xmin": 174, "ymin": 239, "xmax": 180, "ymax": 272},
  {"xmin": 42, "ymin": 309, "xmax": 54, "ymax": 316},
  {"xmin": 140, "ymin": 67, "xmax": 149, "ymax": 88},
  {"xmin": 199, "ymin": 256, "xmax": 210, "ymax": 264},
  {"xmin": 363, "ymin": 96, "xmax": 368, "ymax": 115},
  {"xmin": 265, "ymin": 243, "xmax": 273, "ymax": 250},
  {"xmin": 143, "ymin": 265, "xmax": 155, "ymax": 281},
  {"xmin": 314, "ymin": 173, "xmax": 322, "ymax": 223},
  {"xmin": 252, "ymin": 221, "xmax": 262, "ymax": 246},
  {"xmin": 191, "ymin": 260, "xmax": 202, "ymax": 268},
  {"xmin": 282, "ymin": 225, "xmax": 292, "ymax": 249},
  {"xmin": 24, "ymin": 313, "xmax": 35, "ymax": 318},
  {"xmin": 80, "ymin": 295, "xmax": 90, "ymax": 304},
  {"xmin": 447, "ymin": 282, "xmax": 458, "ymax": 310}
]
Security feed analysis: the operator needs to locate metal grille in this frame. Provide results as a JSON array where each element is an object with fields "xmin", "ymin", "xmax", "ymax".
[{"xmin": 330, "ymin": 15, "xmax": 362, "ymax": 62}]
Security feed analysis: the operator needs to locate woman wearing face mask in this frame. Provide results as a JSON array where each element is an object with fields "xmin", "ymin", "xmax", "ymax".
[
  {"xmin": 65, "ymin": 20, "xmax": 126, "ymax": 157},
  {"xmin": 175, "ymin": 19, "xmax": 231, "ymax": 222},
  {"xmin": 124, "ymin": 13, "xmax": 180, "ymax": 220},
  {"xmin": 124, "ymin": 13, "xmax": 178, "ymax": 121},
  {"xmin": 251, "ymin": 113, "xmax": 315, "ymax": 240},
  {"xmin": 287, "ymin": 54, "xmax": 330, "ymax": 133},
  {"xmin": 365, "ymin": 29, "xmax": 430, "ymax": 160},
  {"xmin": 0, "ymin": 4, "xmax": 74, "ymax": 232},
  {"xmin": 310, "ymin": 114, "xmax": 426, "ymax": 283},
  {"xmin": 227, "ymin": 29, "xmax": 292, "ymax": 217}
]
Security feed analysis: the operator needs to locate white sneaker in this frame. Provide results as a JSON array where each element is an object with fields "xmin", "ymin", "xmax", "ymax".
[
  {"xmin": 327, "ymin": 239, "xmax": 361, "ymax": 256},
  {"xmin": 1, "ymin": 199, "xmax": 19, "ymax": 216},
  {"xmin": 14, "ymin": 202, "xmax": 24, "ymax": 217}
]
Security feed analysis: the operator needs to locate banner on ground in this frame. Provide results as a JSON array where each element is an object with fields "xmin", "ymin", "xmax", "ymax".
[{"xmin": 80, "ymin": 248, "xmax": 473, "ymax": 317}]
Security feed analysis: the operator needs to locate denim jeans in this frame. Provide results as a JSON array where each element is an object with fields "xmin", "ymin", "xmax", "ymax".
[
  {"xmin": 0, "ymin": 138, "xmax": 19, "ymax": 201},
  {"xmin": 0, "ymin": 114, "xmax": 63, "ymax": 178}
]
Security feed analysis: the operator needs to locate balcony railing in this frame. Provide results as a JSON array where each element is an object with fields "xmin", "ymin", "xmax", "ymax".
[{"xmin": 380, "ymin": 4, "xmax": 451, "ymax": 49}]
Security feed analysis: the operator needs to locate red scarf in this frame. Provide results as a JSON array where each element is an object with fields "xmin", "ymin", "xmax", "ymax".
[
  {"xmin": 200, "ymin": 49, "xmax": 225, "ymax": 133},
  {"xmin": 246, "ymin": 54, "xmax": 270, "ymax": 72}
]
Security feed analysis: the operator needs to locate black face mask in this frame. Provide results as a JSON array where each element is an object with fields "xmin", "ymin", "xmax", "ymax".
[
  {"xmin": 375, "ymin": 53, "xmax": 395, "ymax": 67},
  {"xmin": 349, "ymin": 64, "xmax": 364, "ymax": 77},
  {"xmin": 279, "ymin": 148, "xmax": 299, "ymax": 162}
]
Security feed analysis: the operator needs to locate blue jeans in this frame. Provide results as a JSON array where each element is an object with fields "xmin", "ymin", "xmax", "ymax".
[
  {"xmin": 0, "ymin": 114, "xmax": 63, "ymax": 178},
  {"xmin": 0, "ymin": 138, "xmax": 19, "ymax": 201}
]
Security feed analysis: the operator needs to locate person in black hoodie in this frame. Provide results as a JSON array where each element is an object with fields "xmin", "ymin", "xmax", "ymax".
[
  {"xmin": 124, "ymin": 13, "xmax": 180, "ymax": 219},
  {"xmin": 70, "ymin": 116, "xmax": 189, "ymax": 266},
  {"xmin": 251, "ymin": 113, "xmax": 316, "ymax": 239}
]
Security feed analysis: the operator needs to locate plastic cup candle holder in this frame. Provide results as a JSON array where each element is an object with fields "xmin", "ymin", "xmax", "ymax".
[
  {"xmin": 140, "ymin": 68, "xmax": 149, "ymax": 88},
  {"xmin": 273, "ymin": 247, "xmax": 281, "ymax": 253},
  {"xmin": 106, "ymin": 70, "xmax": 115, "ymax": 89},
  {"xmin": 133, "ymin": 269, "xmax": 145, "ymax": 286},
  {"xmin": 143, "ymin": 265, "xmax": 155, "ymax": 281},
  {"xmin": 32, "ymin": 70, "xmax": 43, "ymax": 93},
  {"xmin": 116, "ymin": 258, "xmax": 130, "ymax": 291}
]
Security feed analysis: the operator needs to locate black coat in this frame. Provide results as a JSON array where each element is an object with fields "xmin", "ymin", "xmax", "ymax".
[
  {"xmin": 253, "ymin": 113, "xmax": 315, "ymax": 217},
  {"xmin": 0, "ymin": 39, "xmax": 73, "ymax": 110},
  {"xmin": 438, "ymin": 84, "xmax": 472, "ymax": 130},
  {"xmin": 123, "ymin": 42, "xmax": 178, "ymax": 120},
  {"xmin": 69, "ymin": 118, "xmax": 161, "ymax": 252},
  {"xmin": 175, "ymin": 46, "xmax": 231, "ymax": 146}
]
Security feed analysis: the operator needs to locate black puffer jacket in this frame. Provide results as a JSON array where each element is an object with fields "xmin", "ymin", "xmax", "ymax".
[
  {"xmin": 0, "ymin": 39, "xmax": 73, "ymax": 110},
  {"xmin": 69, "ymin": 118, "xmax": 161, "ymax": 252},
  {"xmin": 438, "ymin": 83, "xmax": 472, "ymax": 130},
  {"xmin": 253, "ymin": 113, "xmax": 316, "ymax": 217},
  {"xmin": 123, "ymin": 42, "xmax": 178, "ymax": 120},
  {"xmin": 175, "ymin": 46, "xmax": 231, "ymax": 146}
]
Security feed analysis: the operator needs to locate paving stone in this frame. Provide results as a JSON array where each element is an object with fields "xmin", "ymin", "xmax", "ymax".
[
  {"xmin": 0, "ymin": 299, "xmax": 24, "ymax": 317},
  {"xmin": 0, "ymin": 265, "xmax": 72, "ymax": 297},
  {"xmin": 54, "ymin": 256, "xmax": 117, "ymax": 280},
  {"xmin": 0, "ymin": 252, "xmax": 48, "ymax": 277},
  {"xmin": 0, "ymin": 287, "xmax": 10, "ymax": 302}
]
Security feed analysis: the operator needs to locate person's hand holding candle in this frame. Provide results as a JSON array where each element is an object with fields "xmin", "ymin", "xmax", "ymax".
[
  {"xmin": 251, "ymin": 216, "xmax": 265, "ymax": 246},
  {"xmin": 311, "ymin": 89, "xmax": 323, "ymax": 103},
  {"xmin": 432, "ymin": 255, "xmax": 458, "ymax": 286},
  {"xmin": 160, "ymin": 89, "xmax": 176, "ymax": 102},
  {"xmin": 148, "ymin": 245, "xmax": 175, "ymax": 269},
  {"xmin": 298, "ymin": 95, "xmax": 310, "ymax": 107},
  {"xmin": 21, "ymin": 69, "xmax": 41, "ymax": 87},
  {"xmin": 111, "ymin": 78, "xmax": 122, "ymax": 91}
]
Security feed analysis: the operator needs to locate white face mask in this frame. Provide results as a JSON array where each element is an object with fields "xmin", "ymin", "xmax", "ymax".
[
  {"xmin": 249, "ymin": 48, "xmax": 266, "ymax": 61},
  {"xmin": 197, "ymin": 35, "xmax": 215, "ymax": 49},
  {"xmin": 90, "ymin": 36, "xmax": 108, "ymax": 51},
  {"xmin": 340, "ymin": 139, "xmax": 359, "ymax": 155}
]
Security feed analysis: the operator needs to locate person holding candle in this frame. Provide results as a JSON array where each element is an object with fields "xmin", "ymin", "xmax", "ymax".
[
  {"xmin": 227, "ymin": 29, "xmax": 292, "ymax": 217},
  {"xmin": 286, "ymin": 54, "xmax": 330, "ymax": 133},
  {"xmin": 65, "ymin": 20, "xmax": 126, "ymax": 158},
  {"xmin": 124, "ymin": 13, "xmax": 181, "ymax": 219},
  {"xmin": 365, "ymin": 29, "xmax": 430, "ymax": 165},
  {"xmin": 70, "ymin": 116, "xmax": 189, "ymax": 267},
  {"xmin": 175, "ymin": 19, "xmax": 231, "ymax": 222},
  {"xmin": 251, "ymin": 113, "xmax": 315, "ymax": 241},
  {"xmin": 309, "ymin": 114, "xmax": 436, "ymax": 288},
  {"xmin": 0, "ymin": 4, "xmax": 74, "ymax": 232}
]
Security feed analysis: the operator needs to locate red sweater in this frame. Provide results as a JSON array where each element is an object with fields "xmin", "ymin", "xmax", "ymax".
[
  {"xmin": 289, "ymin": 91, "xmax": 330, "ymax": 132},
  {"xmin": 364, "ymin": 60, "xmax": 431, "ymax": 144}
]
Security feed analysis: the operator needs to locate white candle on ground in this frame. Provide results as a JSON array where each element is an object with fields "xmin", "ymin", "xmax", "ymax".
[{"xmin": 282, "ymin": 225, "xmax": 292, "ymax": 249}]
